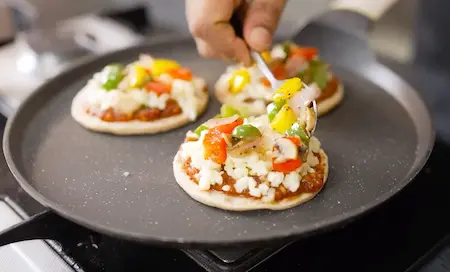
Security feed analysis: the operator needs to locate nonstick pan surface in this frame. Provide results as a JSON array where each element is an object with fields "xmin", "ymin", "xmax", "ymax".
[{"xmin": 3, "ymin": 36, "xmax": 434, "ymax": 247}]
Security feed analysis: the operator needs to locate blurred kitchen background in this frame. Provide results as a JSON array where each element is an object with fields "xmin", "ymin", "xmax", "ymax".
[
  {"xmin": 2, "ymin": 0, "xmax": 417, "ymax": 60},
  {"xmin": 0, "ymin": 0, "xmax": 417, "ymax": 115}
]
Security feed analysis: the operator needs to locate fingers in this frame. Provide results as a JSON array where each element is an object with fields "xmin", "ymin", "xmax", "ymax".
[
  {"xmin": 243, "ymin": 0, "xmax": 287, "ymax": 52},
  {"xmin": 186, "ymin": 0, "xmax": 252, "ymax": 65}
]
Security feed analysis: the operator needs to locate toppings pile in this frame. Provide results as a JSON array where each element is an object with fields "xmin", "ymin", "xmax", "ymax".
[
  {"xmin": 218, "ymin": 41, "xmax": 336, "ymax": 112},
  {"xmin": 83, "ymin": 55, "xmax": 206, "ymax": 122},
  {"xmin": 262, "ymin": 41, "xmax": 331, "ymax": 90},
  {"xmin": 180, "ymin": 76, "xmax": 324, "ymax": 202}
]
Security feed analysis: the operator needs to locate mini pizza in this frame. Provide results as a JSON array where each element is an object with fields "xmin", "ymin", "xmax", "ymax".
[
  {"xmin": 71, "ymin": 54, "xmax": 209, "ymax": 135},
  {"xmin": 215, "ymin": 41, "xmax": 344, "ymax": 116},
  {"xmin": 174, "ymin": 78, "xmax": 329, "ymax": 211}
]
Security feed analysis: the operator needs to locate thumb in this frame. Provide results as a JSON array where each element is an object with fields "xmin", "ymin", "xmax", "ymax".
[{"xmin": 243, "ymin": 0, "xmax": 286, "ymax": 52}]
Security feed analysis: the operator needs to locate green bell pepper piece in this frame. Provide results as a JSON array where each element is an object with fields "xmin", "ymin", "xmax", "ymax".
[
  {"xmin": 102, "ymin": 63, "xmax": 125, "ymax": 91},
  {"xmin": 220, "ymin": 104, "xmax": 241, "ymax": 118},
  {"xmin": 286, "ymin": 122, "xmax": 310, "ymax": 145},
  {"xmin": 309, "ymin": 60, "xmax": 328, "ymax": 89},
  {"xmin": 231, "ymin": 124, "xmax": 261, "ymax": 140},
  {"xmin": 267, "ymin": 100, "xmax": 286, "ymax": 122},
  {"xmin": 194, "ymin": 125, "xmax": 208, "ymax": 136},
  {"xmin": 281, "ymin": 41, "xmax": 291, "ymax": 57}
]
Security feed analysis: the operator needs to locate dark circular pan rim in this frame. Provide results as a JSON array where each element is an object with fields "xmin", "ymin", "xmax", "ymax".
[{"xmin": 3, "ymin": 36, "xmax": 435, "ymax": 248}]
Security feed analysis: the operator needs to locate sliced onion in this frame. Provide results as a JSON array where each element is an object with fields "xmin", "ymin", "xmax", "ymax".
[
  {"xmin": 288, "ymin": 85, "xmax": 320, "ymax": 116},
  {"xmin": 203, "ymin": 115, "xmax": 240, "ymax": 128},
  {"xmin": 228, "ymin": 137, "xmax": 262, "ymax": 158},
  {"xmin": 285, "ymin": 55, "xmax": 307, "ymax": 78}
]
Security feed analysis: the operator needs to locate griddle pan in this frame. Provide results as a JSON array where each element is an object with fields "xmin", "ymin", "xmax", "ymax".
[{"xmin": 0, "ymin": 3, "xmax": 434, "ymax": 249}]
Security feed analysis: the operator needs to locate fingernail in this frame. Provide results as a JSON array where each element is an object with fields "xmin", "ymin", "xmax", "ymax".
[{"xmin": 249, "ymin": 27, "xmax": 271, "ymax": 49}]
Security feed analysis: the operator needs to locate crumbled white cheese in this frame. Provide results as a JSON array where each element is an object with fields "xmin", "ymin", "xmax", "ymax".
[
  {"xmin": 180, "ymin": 139, "xmax": 206, "ymax": 169},
  {"xmin": 99, "ymin": 90, "xmax": 141, "ymax": 114},
  {"xmin": 262, "ymin": 188, "xmax": 276, "ymax": 202},
  {"xmin": 136, "ymin": 54, "xmax": 154, "ymax": 68},
  {"xmin": 267, "ymin": 172, "xmax": 284, "ymax": 187},
  {"xmin": 222, "ymin": 185, "xmax": 231, "ymax": 191},
  {"xmin": 271, "ymin": 45, "xmax": 287, "ymax": 60},
  {"xmin": 309, "ymin": 136, "xmax": 321, "ymax": 153},
  {"xmin": 129, "ymin": 89, "xmax": 148, "ymax": 105},
  {"xmin": 198, "ymin": 164, "xmax": 223, "ymax": 191},
  {"xmin": 234, "ymin": 176, "xmax": 254, "ymax": 193},
  {"xmin": 234, "ymin": 167, "xmax": 249, "ymax": 179},
  {"xmin": 171, "ymin": 79, "xmax": 198, "ymax": 120},
  {"xmin": 306, "ymin": 152, "xmax": 319, "ymax": 167},
  {"xmin": 248, "ymin": 178, "xmax": 261, "ymax": 197},
  {"xmin": 258, "ymin": 183, "xmax": 270, "ymax": 196},
  {"xmin": 147, "ymin": 92, "xmax": 170, "ymax": 110},
  {"xmin": 299, "ymin": 163, "xmax": 311, "ymax": 176},
  {"xmin": 198, "ymin": 174, "xmax": 211, "ymax": 190},
  {"xmin": 192, "ymin": 77, "xmax": 206, "ymax": 91},
  {"xmin": 248, "ymin": 160, "xmax": 269, "ymax": 176},
  {"xmin": 283, "ymin": 172, "xmax": 300, "ymax": 192}
]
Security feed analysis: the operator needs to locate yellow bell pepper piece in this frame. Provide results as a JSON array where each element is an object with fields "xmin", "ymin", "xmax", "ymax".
[
  {"xmin": 151, "ymin": 59, "xmax": 180, "ymax": 76},
  {"xmin": 129, "ymin": 65, "xmax": 150, "ymax": 88},
  {"xmin": 272, "ymin": 77, "xmax": 303, "ymax": 102},
  {"xmin": 270, "ymin": 104, "xmax": 297, "ymax": 134},
  {"xmin": 261, "ymin": 51, "xmax": 271, "ymax": 62},
  {"xmin": 229, "ymin": 70, "xmax": 250, "ymax": 93}
]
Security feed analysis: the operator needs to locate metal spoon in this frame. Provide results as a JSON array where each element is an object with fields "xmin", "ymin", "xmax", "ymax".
[
  {"xmin": 250, "ymin": 51, "xmax": 318, "ymax": 136},
  {"xmin": 229, "ymin": 10, "xmax": 318, "ymax": 136}
]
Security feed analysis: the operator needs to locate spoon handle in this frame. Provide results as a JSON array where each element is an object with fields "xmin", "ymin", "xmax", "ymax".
[{"xmin": 250, "ymin": 52, "xmax": 277, "ymax": 85}]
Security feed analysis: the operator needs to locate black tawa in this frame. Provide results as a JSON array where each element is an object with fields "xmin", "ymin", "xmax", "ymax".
[{"xmin": 0, "ymin": 9, "xmax": 434, "ymax": 248}]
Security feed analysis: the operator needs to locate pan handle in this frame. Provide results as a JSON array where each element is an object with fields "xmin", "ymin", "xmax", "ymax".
[
  {"xmin": 0, "ymin": 210, "xmax": 92, "ymax": 247},
  {"xmin": 324, "ymin": 0, "xmax": 399, "ymax": 35}
]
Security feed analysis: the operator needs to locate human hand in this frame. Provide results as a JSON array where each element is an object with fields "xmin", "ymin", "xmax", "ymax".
[{"xmin": 186, "ymin": 0, "xmax": 287, "ymax": 65}]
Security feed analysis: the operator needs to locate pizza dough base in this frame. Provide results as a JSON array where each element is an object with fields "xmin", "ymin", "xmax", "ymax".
[
  {"xmin": 71, "ymin": 87, "xmax": 209, "ymax": 135},
  {"xmin": 173, "ymin": 149, "xmax": 328, "ymax": 211},
  {"xmin": 215, "ymin": 82, "xmax": 344, "ymax": 117}
]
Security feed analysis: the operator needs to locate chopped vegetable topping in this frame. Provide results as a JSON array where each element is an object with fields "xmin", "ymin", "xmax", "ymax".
[
  {"xmin": 260, "ymin": 77, "xmax": 271, "ymax": 87},
  {"xmin": 261, "ymin": 51, "xmax": 271, "ymax": 62},
  {"xmin": 309, "ymin": 60, "xmax": 329, "ymax": 89},
  {"xmin": 144, "ymin": 81, "xmax": 171, "ymax": 96},
  {"xmin": 229, "ymin": 70, "xmax": 250, "ymax": 93},
  {"xmin": 267, "ymin": 100, "xmax": 286, "ymax": 122},
  {"xmin": 284, "ymin": 136, "xmax": 301, "ymax": 146},
  {"xmin": 203, "ymin": 128, "xmax": 227, "ymax": 164},
  {"xmin": 286, "ymin": 122, "xmax": 310, "ymax": 145},
  {"xmin": 270, "ymin": 104, "xmax": 297, "ymax": 134},
  {"xmin": 271, "ymin": 63, "xmax": 287, "ymax": 80},
  {"xmin": 102, "ymin": 63, "xmax": 124, "ymax": 91},
  {"xmin": 194, "ymin": 125, "xmax": 208, "ymax": 136},
  {"xmin": 290, "ymin": 47, "xmax": 318, "ymax": 61},
  {"xmin": 281, "ymin": 41, "xmax": 291, "ymax": 58},
  {"xmin": 272, "ymin": 77, "xmax": 303, "ymax": 101},
  {"xmin": 129, "ymin": 65, "xmax": 151, "ymax": 88},
  {"xmin": 273, "ymin": 137, "xmax": 299, "ymax": 163},
  {"xmin": 215, "ymin": 118, "xmax": 244, "ymax": 134},
  {"xmin": 272, "ymin": 157, "xmax": 302, "ymax": 173},
  {"xmin": 231, "ymin": 124, "xmax": 261, "ymax": 140},
  {"xmin": 220, "ymin": 104, "xmax": 241, "ymax": 118},
  {"xmin": 151, "ymin": 59, "xmax": 180, "ymax": 76},
  {"xmin": 167, "ymin": 67, "xmax": 193, "ymax": 81}
]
